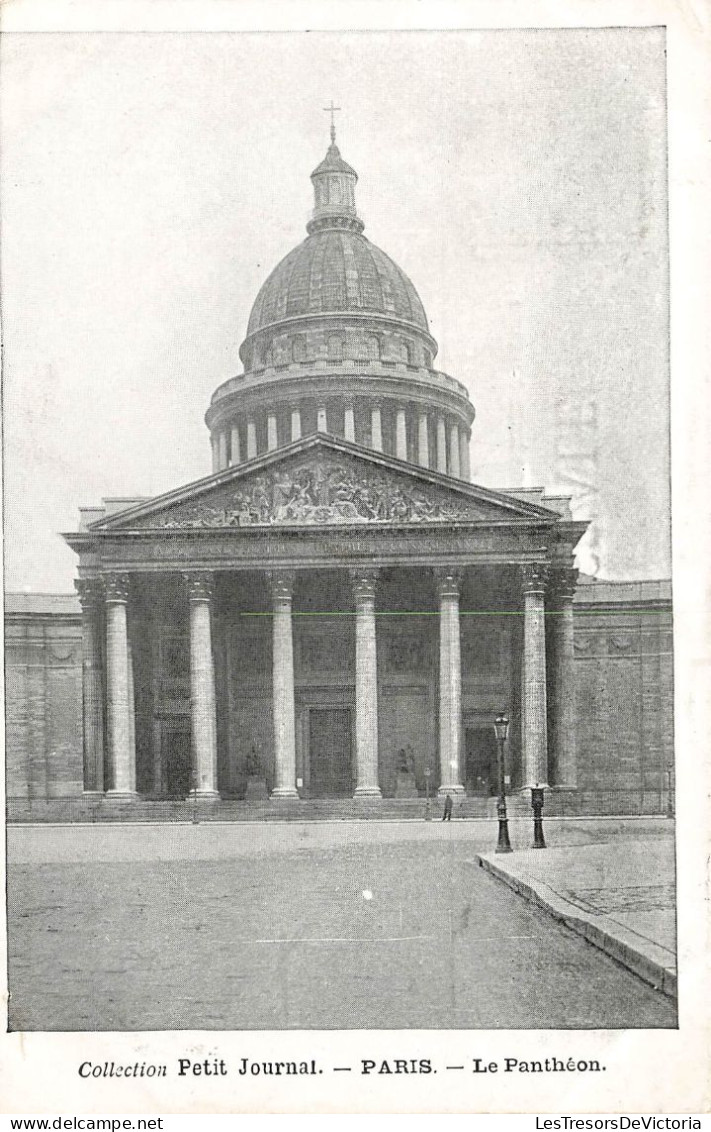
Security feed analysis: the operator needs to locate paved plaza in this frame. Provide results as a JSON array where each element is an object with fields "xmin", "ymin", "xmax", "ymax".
[{"xmin": 7, "ymin": 818, "xmax": 677, "ymax": 1031}]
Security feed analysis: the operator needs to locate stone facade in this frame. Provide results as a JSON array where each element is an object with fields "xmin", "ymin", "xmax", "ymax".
[{"xmin": 4, "ymin": 577, "xmax": 673, "ymax": 814}]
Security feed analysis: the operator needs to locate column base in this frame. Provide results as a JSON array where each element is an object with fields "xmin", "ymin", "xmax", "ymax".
[
  {"xmin": 82, "ymin": 790, "xmax": 105, "ymax": 799},
  {"xmin": 518, "ymin": 783, "xmax": 550, "ymax": 793},
  {"xmin": 270, "ymin": 787, "xmax": 300, "ymax": 799},
  {"xmin": 105, "ymin": 790, "xmax": 138, "ymax": 802},
  {"xmin": 194, "ymin": 789, "xmax": 220, "ymax": 799},
  {"xmin": 354, "ymin": 786, "xmax": 382, "ymax": 798},
  {"xmin": 438, "ymin": 784, "xmax": 465, "ymax": 797}
]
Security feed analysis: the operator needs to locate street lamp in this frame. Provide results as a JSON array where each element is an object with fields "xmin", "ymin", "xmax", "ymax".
[
  {"xmin": 424, "ymin": 765, "xmax": 432, "ymax": 822},
  {"xmin": 191, "ymin": 765, "xmax": 199, "ymax": 825},
  {"xmin": 493, "ymin": 712, "xmax": 512, "ymax": 853}
]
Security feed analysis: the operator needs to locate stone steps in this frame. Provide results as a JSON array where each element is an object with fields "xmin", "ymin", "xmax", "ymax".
[{"xmin": 6, "ymin": 795, "xmax": 495, "ymax": 823}]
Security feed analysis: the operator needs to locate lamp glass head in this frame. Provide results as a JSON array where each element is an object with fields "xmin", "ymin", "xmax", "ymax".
[{"xmin": 494, "ymin": 713, "xmax": 510, "ymax": 742}]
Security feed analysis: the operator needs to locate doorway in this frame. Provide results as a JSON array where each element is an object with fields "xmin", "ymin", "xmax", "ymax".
[
  {"xmin": 162, "ymin": 725, "xmax": 192, "ymax": 798},
  {"xmin": 308, "ymin": 708, "xmax": 353, "ymax": 797},
  {"xmin": 464, "ymin": 727, "xmax": 498, "ymax": 796}
]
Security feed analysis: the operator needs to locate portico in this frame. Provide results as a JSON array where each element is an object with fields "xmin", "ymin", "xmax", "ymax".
[{"xmin": 67, "ymin": 435, "xmax": 585, "ymax": 805}]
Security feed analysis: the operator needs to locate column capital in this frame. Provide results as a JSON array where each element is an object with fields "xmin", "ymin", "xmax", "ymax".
[
  {"xmin": 103, "ymin": 572, "xmax": 130, "ymax": 603},
  {"xmin": 75, "ymin": 577, "xmax": 103, "ymax": 611},
  {"xmin": 184, "ymin": 571, "xmax": 214, "ymax": 602},
  {"xmin": 267, "ymin": 569, "xmax": 295, "ymax": 602},
  {"xmin": 548, "ymin": 566, "xmax": 579, "ymax": 605},
  {"xmin": 521, "ymin": 563, "xmax": 549, "ymax": 595},
  {"xmin": 350, "ymin": 568, "xmax": 379, "ymax": 602},
  {"xmin": 433, "ymin": 567, "xmax": 462, "ymax": 599}
]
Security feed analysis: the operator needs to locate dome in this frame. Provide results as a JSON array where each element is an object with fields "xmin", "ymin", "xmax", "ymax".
[
  {"xmin": 245, "ymin": 229, "xmax": 429, "ymax": 338},
  {"xmin": 207, "ymin": 130, "xmax": 474, "ymax": 487}
]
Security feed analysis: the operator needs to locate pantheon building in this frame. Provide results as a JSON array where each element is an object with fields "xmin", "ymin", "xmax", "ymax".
[{"xmin": 5, "ymin": 130, "xmax": 673, "ymax": 817}]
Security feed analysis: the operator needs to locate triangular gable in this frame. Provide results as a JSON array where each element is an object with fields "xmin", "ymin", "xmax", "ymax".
[{"xmin": 90, "ymin": 435, "xmax": 562, "ymax": 532}]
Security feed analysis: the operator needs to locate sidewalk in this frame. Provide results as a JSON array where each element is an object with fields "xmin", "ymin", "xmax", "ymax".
[{"xmin": 474, "ymin": 817, "xmax": 677, "ymax": 999}]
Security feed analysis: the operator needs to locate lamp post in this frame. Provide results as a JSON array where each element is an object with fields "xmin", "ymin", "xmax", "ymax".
[
  {"xmin": 494, "ymin": 712, "xmax": 512, "ymax": 853},
  {"xmin": 424, "ymin": 765, "xmax": 432, "ymax": 822},
  {"xmin": 191, "ymin": 765, "xmax": 199, "ymax": 825},
  {"xmin": 531, "ymin": 786, "xmax": 546, "ymax": 849}
]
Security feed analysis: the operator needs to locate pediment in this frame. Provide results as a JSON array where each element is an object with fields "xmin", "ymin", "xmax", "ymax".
[{"xmin": 92, "ymin": 437, "xmax": 561, "ymax": 532}]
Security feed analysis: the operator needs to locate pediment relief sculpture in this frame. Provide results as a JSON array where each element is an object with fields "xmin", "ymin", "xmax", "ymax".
[{"xmin": 153, "ymin": 456, "xmax": 478, "ymax": 529}]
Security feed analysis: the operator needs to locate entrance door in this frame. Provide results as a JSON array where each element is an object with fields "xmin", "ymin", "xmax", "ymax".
[
  {"xmin": 309, "ymin": 709, "xmax": 353, "ymax": 797},
  {"xmin": 465, "ymin": 728, "xmax": 498, "ymax": 796},
  {"xmin": 163, "ymin": 725, "xmax": 192, "ymax": 798}
]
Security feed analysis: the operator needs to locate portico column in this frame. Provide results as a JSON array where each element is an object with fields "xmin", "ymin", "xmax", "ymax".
[
  {"xmin": 185, "ymin": 572, "xmax": 219, "ymax": 797},
  {"xmin": 449, "ymin": 422, "xmax": 461, "ymax": 478},
  {"xmin": 344, "ymin": 399, "xmax": 356, "ymax": 442},
  {"xmin": 127, "ymin": 635, "xmax": 136, "ymax": 793},
  {"xmin": 267, "ymin": 412, "xmax": 278, "ymax": 450},
  {"xmin": 418, "ymin": 412, "xmax": 429, "ymax": 467},
  {"xmin": 317, "ymin": 403, "xmax": 328, "ymax": 433},
  {"xmin": 291, "ymin": 407, "xmax": 302, "ymax": 442},
  {"xmin": 548, "ymin": 567, "xmax": 578, "ymax": 788},
  {"xmin": 436, "ymin": 416, "xmax": 447, "ymax": 473},
  {"xmin": 104, "ymin": 573, "xmax": 136, "ymax": 798},
  {"xmin": 435, "ymin": 569, "xmax": 465, "ymax": 795},
  {"xmin": 269, "ymin": 571, "xmax": 298, "ymax": 798},
  {"xmin": 230, "ymin": 425, "xmax": 241, "ymax": 466},
  {"xmin": 351, "ymin": 570, "xmax": 381, "ymax": 796},
  {"xmin": 75, "ymin": 579, "xmax": 105, "ymax": 795},
  {"xmin": 521, "ymin": 564, "xmax": 549, "ymax": 787},
  {"xmin": 395, "ymin": 407, "xmax": 408, "ymax": 460},
  {"xmin": 246, "ymin": 417, "xmax": 257, "ymax": 459},
  {"xmin": 371, "ymin": 402, "xmax": 383, "ymax": 452}
]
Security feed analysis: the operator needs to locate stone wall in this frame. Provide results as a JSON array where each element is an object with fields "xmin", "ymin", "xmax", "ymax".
[
  {"xmin": 4, "ymin": 594, "xmax": 83, "ymax": 798},
  {"xmin": 4, "ymin": 579, "xmax": 674, "ymax": 813}
]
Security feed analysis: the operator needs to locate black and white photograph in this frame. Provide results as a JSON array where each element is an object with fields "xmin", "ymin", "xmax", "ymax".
[{"xmin": 1, "ymin": 3, "xmax": 708, "ymax": 1117}]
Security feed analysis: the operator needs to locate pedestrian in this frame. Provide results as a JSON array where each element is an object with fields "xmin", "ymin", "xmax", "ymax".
[{"xmin": 442, "ymin": 793, "xmax": 453, "ymax": 821}]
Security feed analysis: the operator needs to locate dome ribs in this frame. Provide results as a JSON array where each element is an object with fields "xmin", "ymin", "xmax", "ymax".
[
  {"xmin": 317, "ymin": 232, "xmax": 347, "ymax": 313},
  {"xmin": 244, "ymin": 231, "xmax": 430, "ymax": 350},
  {"xmin": 341, "ymin": 234, "xmax": 364, "ymax": 309},
  {"xmin": 353, "ymin": 236, "xmax": 386, "ymax": 313}
]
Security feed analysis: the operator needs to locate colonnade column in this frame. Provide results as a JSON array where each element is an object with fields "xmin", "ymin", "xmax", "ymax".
[
  {"xmin": 291, "ymin": 407, "xmax": 302, "ymax": 442},
  {"xmin": 459, "ymin": 429, "xmax": 471, "ymax": 482},
  {"xmin": 521, "ymin": 564, "xmax": 549, "ymax": 788},
  {"xmin": 269, "ymin": 571, "xmax": 298, "ymax": 798},
  {"xmin": 185, "ymin": 572, "xmax": 219, "ymax": 797},
  {"xmin": 75, "ymin": 579, "xmax": 105, "ymax": 795},
  {"xmin": 547, "ymin": 567, "xmax": 578, "ymax": 788},
  {"xmin": 435, "ymin": 569, "xmax": 465, "ymax": 795},
  {"xmin": 449, "ymin": 423, "xmax": 461, "ymax": 478},
  {"xmin": 351, "ymin": 570, "xmax": 381, "ymax": 796},
  {"xmin": 436, "ymin": 417, "xmax": 447, "ymax": 473},
  {"xmin": 371, "ymin": 403, "xmax": 383, "ymax": 452},
  {"xmin": 418, "ymin": 412, "xmax": 429, "ymax": 467},
  {"xmin": 104, "ymin": 573, "xmax": 136, "ymax": 798},
  {"xmin": 344, "ymin": 399, "xmax": 356, "ymax": 442},
  {"xmin": 211, "ymin": 435, "xmax": 219, "ymax": 474},
  {"xmin": 230, "ymin": 425, "xmax": 241, "ymax": 466},
  {"xmin": 395, "ymin": 407, "xmax": 408, "ymax": 460},
  {"xmin": 218, "ymin": 431, "xmax": 228, "ymax": 470},
  {"xmin": 246, "ymin": 418, "xmax": 257, "ymax": 459}
]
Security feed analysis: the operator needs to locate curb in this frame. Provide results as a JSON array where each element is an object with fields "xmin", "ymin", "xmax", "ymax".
[{"xmin": 474, "ymin": 853, "xmax": 677, "ymax": 1001}]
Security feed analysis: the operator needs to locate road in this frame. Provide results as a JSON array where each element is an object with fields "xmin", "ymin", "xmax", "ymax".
[{"xmin": 7, "ymin": 822, "xmax": 677, "ymax": 1030}]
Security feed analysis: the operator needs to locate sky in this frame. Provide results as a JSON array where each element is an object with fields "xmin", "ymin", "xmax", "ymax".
[{"xmin": 0, "ymin": 27, "xmax": 669, "ymax": 590}]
